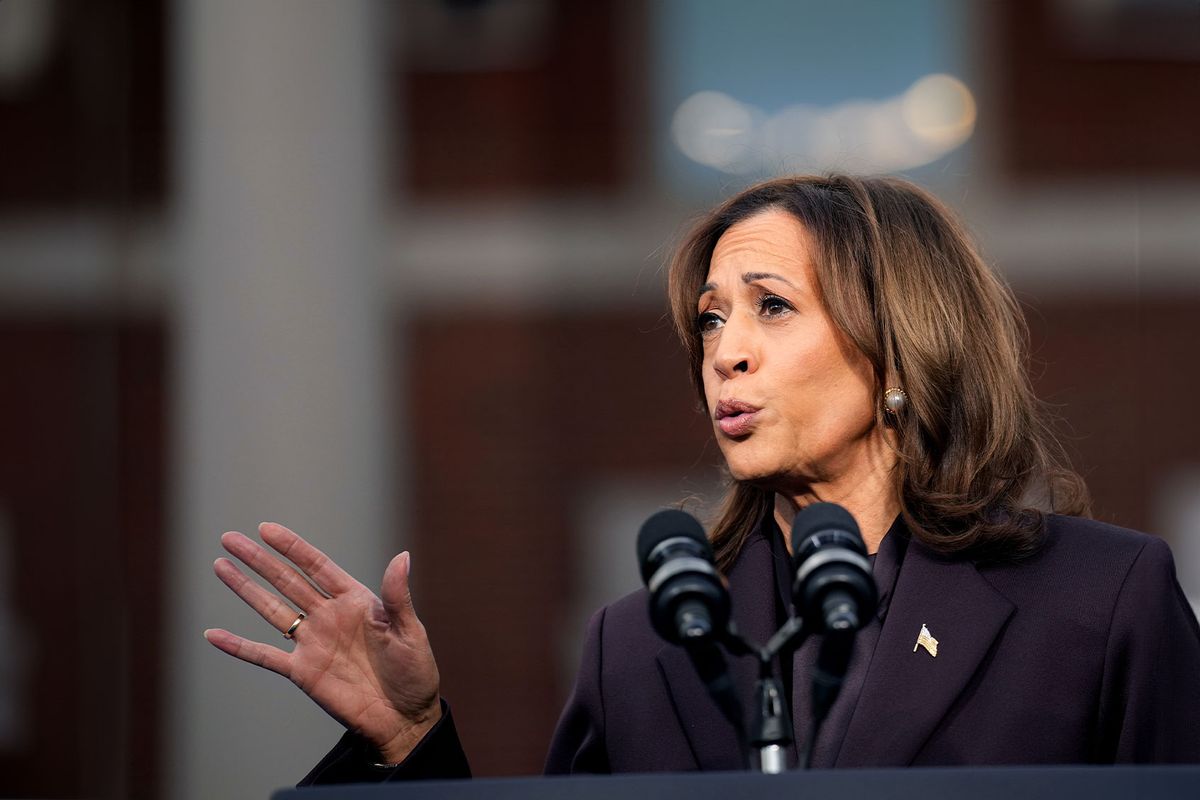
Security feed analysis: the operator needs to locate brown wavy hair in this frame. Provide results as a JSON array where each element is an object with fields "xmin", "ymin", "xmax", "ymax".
[{"xmin": 667, "ymin": 175, "xmax": 1090, "ymax": 570}]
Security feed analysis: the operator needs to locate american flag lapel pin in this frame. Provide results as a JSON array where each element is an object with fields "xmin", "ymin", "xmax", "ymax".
[{"xmin": 913, "ymin": 623, "xmax": 939, "ymax": 657}]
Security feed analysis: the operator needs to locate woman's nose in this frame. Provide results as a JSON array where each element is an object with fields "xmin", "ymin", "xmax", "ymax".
[{"xmin": 711, "ymin": 316, "xmax": 757, "ymax": 379}]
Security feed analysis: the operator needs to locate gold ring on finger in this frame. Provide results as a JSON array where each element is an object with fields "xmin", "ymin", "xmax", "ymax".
[{"xmin": 283, "ymin": 612, "xmax": 306, "ymax": 640}]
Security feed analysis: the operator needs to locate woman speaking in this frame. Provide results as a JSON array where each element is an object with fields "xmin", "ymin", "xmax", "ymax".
[{"xmin": 205, "ymin": 175, "xmax": 1200, "ymax": 780}]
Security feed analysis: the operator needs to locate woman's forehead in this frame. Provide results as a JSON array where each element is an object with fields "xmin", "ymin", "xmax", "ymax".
[{"xmin": 706, "ymin": 209, "xmax": 816, "ymax": 284}]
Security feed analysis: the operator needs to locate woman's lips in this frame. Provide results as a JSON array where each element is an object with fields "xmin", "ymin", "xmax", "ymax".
[
  {"xmin": 717, "ymin": 410, "xmax": 760, "ymax": 437},
  {"xmin": 714, "ymin": 400, "xmax": 762, "ymax": 437}
]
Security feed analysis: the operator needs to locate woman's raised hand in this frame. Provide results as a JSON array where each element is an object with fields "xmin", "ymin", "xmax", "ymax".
[{"xmin": 205, "ymin": 522, "xmax": 441, "ymax": 764}]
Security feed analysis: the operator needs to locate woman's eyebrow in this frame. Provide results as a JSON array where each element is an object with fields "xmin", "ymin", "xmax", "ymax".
[
  {"xmin": 698, "ymin": 271, "xmax": 799, "ymax": 299},
  {"xmin": 741, "ymin": 271, "xmax": 797, "ymax": 288}
]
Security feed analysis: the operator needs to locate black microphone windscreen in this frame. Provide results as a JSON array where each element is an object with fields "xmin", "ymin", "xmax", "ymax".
[
  {"xmin": 790, "ymin": 502, "xmax": 860, "ymax": 553},
  {"xmin": 636, "ymin": 509, "xmax": 709, "ymax": 582}
]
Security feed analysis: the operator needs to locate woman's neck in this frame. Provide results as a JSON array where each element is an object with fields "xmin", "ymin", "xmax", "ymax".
[
  {"xmin": 771, "ymin": 436, "xmax": 900, "ymax": 554},
  {"xmin": 772, "ymin": 490, "xmax": 899, "ymax": 555}
]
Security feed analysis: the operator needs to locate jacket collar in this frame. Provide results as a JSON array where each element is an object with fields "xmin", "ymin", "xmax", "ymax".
[{"xmin": 834, "ymin": 538, "xmax": 1015, "ymax": 766}]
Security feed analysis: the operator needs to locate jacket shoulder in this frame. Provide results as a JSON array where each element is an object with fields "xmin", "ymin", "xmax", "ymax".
[
  {"xmin": 598, "ymin": 586, "xmax": 662, "ymax": 651},
  {"xmin": 979, "ymin": 514, "xmax": 1177, "ymax": 630},
  {"xmin": 548, "ymin": 586, "xmax": 708, "ymax": 772},
  {"xmin": 1042, "ymin": 514, "xmax": 1158, "ymax": 555}
]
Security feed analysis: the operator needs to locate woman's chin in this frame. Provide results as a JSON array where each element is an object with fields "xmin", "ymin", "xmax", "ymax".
[
  {"xmin": 725, "ymin": 457, "xmax": 813, "ymax": 495},
  {"xmin": 725, "ymin": 458, "xmax": 781, "ymax": 486}
]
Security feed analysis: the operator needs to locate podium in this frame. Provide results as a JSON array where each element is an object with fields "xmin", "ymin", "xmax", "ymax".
[{"xmin": 273, "ymin": 766, "xmax": 1200, "ymax": 800}]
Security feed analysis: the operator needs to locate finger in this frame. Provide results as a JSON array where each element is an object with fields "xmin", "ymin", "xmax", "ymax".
[
  {"xmin": 258, "ymin": 522, "xmax": 356, "ymax": 596},
  {"xmin": 220, "ymin": 530, "xmax": 326, "ymax": 611},
  {"xmin": 213, "ymin": 557, "xmax": 303, "ymax": 633},
  {"xmin": 380, "ymin": 551, "xmax": 418, "ymax": 630},
  {"xmin": 204, "ymin": 628, "xmax": 291, "ymax": 677}
]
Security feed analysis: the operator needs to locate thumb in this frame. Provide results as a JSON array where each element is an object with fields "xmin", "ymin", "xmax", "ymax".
[{"xmin": 381, "ymin": 551, "xmax": 418, "ymax": 629}]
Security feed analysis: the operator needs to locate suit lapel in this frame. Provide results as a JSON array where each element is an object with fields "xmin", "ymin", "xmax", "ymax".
[
  {"xmin": 655, "ymin": 531, "xmax": 780, "ymax": 770},
  {"xmin": 835, "ymin": 542, "xmax": 1015, "ymax": 767}
]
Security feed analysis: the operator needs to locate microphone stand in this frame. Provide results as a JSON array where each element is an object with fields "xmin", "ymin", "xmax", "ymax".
[
  {"xmin": 742, "ymin": 616, "xmax": 855, "ymax": 772},
  {"xmin": 749, "ymin": 661, "xmax": 790, "ymax": 773},
  {"xmin": 697, "ymin": 620, "xmax": 806, "ymax": 772},
  {"xmin": 729, "ymin": 617, "xmax": 809, "ymax": 774},
  {"xmin": 702, "ymin": 615, "xmax": 845, "ymax": 773}
]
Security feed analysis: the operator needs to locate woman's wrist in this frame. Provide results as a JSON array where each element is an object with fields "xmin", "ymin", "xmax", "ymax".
[{"xmin": 375, "ymin": 699, "xmax": 444, "ymax": 765}]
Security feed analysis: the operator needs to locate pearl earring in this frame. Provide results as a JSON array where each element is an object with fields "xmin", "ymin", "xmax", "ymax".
[{"xmin": 883, "ymin": 387, "xmax": 908, "ymax": 415}]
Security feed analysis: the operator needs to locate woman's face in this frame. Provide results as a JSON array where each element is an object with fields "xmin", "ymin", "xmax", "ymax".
[{"xmin": 698, "ymin": 209, "xmax": 880, "ymax": 493}]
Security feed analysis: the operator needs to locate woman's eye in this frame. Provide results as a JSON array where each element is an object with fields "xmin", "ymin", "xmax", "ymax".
[
  {"xmin": 759, "ymin": 295, "xmax": 792, "ymax": 316},
  {"xmin": 696, "ymin": 311, "xmax": 724, "ymax": 333}
]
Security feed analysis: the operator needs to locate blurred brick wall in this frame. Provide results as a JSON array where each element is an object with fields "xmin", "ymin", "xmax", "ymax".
[
  {"xmin": 997, "ymin": 0, "xmax": 1200, "ymax": 177},
  {"xmin": 0, "ymin": 0, "xmax": 167, "ymax": 211},
  {"xmin": 0, "ymin": 318, "xmax": 166, "ymax": 798},
  {"xmin": 1026, "ymin": 294, "xmax": 1200, "ymax": 530}
]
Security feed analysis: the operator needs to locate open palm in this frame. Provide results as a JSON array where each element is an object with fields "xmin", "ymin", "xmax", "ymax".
[{"xmin": 205, "ymin": 523, "xmax": 441, "ymax": 764}]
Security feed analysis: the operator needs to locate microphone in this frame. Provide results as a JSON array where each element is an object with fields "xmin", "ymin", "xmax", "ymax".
[
  {"xmin": 638, "ymin": 509, "xmax": 746, "ymax": 760},
  {"xmin": 789, "ymin": 503, "xmax": 879, "ymax": 768},
  {"xmin": 789, "ymin": 503, "xmax": 877, "ymax": 634},
  {"xmin": 637, "ymin": 509, "xmax": 730, "ymax": 645}
]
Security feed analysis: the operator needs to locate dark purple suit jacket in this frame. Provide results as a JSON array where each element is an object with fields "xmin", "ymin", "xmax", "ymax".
[
  {"xmin": 546, "ymin": 514, "xmax": 1200, "ymax": 771},
  {"xmin": 303, "ymin": 514, "xmax": 1200, "ymax": 783}
]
